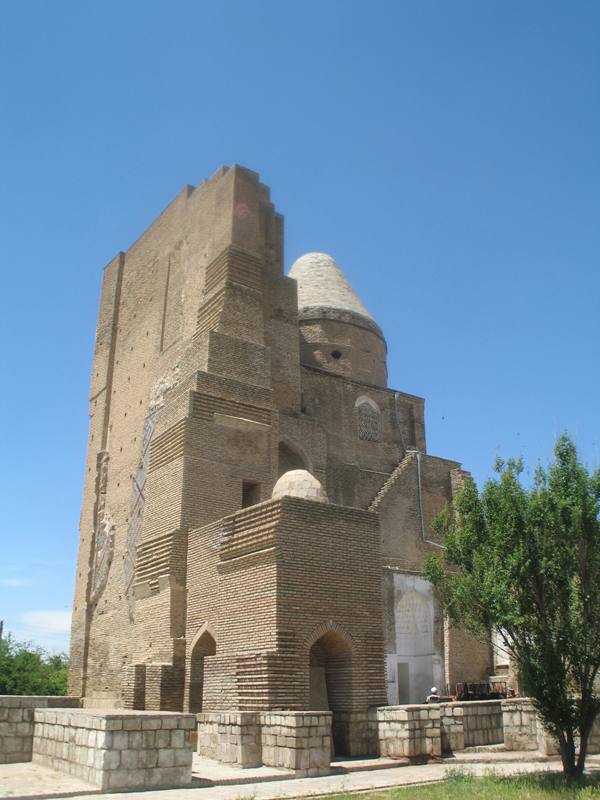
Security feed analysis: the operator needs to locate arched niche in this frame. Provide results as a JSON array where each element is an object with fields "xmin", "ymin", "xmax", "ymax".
[
  {"xmin": 355, "ymin": 396, "xmax": 381, "ymax": 443},
  {"xmin": 277, "ymin": 440, "xmax": 310, "ymax": 477},
  {"xmin": 188, "ymin": 629, "xmax": 217, "ymax": 714}
]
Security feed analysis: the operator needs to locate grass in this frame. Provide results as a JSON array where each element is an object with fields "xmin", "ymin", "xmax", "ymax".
[{"xmin": 327, "ymin": 770, "xmax": 600, "ymax": 799}]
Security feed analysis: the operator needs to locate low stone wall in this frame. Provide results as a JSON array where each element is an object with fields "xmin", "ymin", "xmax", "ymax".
[
  {"xmin": 439, "ymin": 703, "xmax": 464, "ymax": 752},
  {"xmin": 502, "ymin": 698, "xmax": 600, "ymax": 756},
  {"xmin": 375, "ymin": 701, "xmax": 502, "ymax": 758},
  {"xmin": 197, "ymin": 710, "xmax": 332, "ymax": 776},
  {"xmin": 33, "ymin": 708, "xmax": 195, "ymax": 791},
  {"xmin": 196, "ymin": 712, "xmax": 261, "ymax": 768},
  {"xmin": 377, "ymin": 705, "xmax": 441, "ymax": 759},
  {"xmin": 260, "ymin": 712, "xmax": 331, "ymax": 775},
  {"xmin": 333, "ymin": 710, "xmax": 375, "ymax": 756},
  {"xmin": 502, "ymin": 698, "xmax": 539, "ymax": 751},
  {"xmin": 0, "ymin": 696, "xmax": 80, "ymax": 764},
  {"xmin": 461, "ymin": 700, "xmax": 503, "ymax": 747}
]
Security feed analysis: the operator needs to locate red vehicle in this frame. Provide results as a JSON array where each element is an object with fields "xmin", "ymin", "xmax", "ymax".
[{"xmin": 450, "ymin": 681, "xmax": 508, "ymax": 701}]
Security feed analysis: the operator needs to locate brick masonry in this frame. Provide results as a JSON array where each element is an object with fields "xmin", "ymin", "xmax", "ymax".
[
  {"xmin": 32, "ymin": 708, "xmax": 195, "ymax": 790},
  {"xmin": 0, "ymin": 696, "xmax": 80, "ymax": 764},
  {"xmin": 69, "ymin": 164, "xmax": 491, "ymax": 753}
]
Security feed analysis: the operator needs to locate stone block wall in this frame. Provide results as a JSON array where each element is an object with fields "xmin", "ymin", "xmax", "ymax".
[
  {"xmin": 501, "ymin": 698, "xmax": 539, "ymax": 751},
  {"xmin": 0, "ymin": 696, "xmax": 80, "ymax": 764},
  {"xmin": 439, "ymin": 703, "xmax": 464, "ymax": 752},
  {"xmin": 197, "ymin": 710, "xmax": 332, "ymax": 776},
  {"xmin": 377, "ymin": 705, "xmax": 441, "ymax": 759},
  {"xmin": 374, "ymin": 701, "xmax": 501, "ymax": 758},
  {"xmin": 196, "ymin": 712, "xmax": 261, "ymax": 767},
  {"xmin": 461, "ymin": 700, "xmax": 503, "ymax": 747},
  {"xmin": 33, "ymin": 708, "xmax": 195, "ymax": 791},
  {"xmin": 333, "ymin": 710, "xmax": 376, "ymax": 757},
  {"xmin": 502, "ymin": 698, "xmax": 600, "ymax": 757},
  {"xmin": 260, "ymin": 711, "xmax": 331, "ymax": 775},
  {"xmin": 501, "ymin": 698, "xmax": 559, "ymax": 755}
]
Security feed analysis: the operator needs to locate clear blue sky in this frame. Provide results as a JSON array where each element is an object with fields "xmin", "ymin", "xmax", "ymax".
[{"xmin": 1, "ymin": 0, "xmax": 598, "ymax": 652}]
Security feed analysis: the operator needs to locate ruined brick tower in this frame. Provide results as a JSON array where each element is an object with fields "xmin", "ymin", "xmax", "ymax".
[{"xmin": 70, "ymin": 165, "xmax": 489, "ymax": 755}]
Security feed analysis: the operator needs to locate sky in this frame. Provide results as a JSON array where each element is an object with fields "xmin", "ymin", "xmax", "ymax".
[{"xmin": 0, "ymin": 0, "xmax": 598, "ymax": 653}]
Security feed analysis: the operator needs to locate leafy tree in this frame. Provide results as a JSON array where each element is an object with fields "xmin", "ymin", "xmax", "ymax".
[
  {"xmin": 0, "ymin": 635, "xmax": 68, "ymax": 696},
  {"xmin": 425, "ymin": 434, "xmax": 600, "ymax": 778}
]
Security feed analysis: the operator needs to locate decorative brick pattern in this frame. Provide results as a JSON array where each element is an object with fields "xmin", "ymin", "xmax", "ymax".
[
  {"xmin": 69, "ymin": 163, "xmax": 487, "ymax": 732},
  {"xmin": 32, "ymin": 708, "xmax": 195, "ymax": 790}
]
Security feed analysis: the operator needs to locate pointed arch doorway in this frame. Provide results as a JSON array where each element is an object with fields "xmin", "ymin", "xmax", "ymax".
[
  {"xmin": 308, "ymin": 626, "xmax": 354, "ymax": 755},
  {"xmin": 188, "ymin": 629, "xmax": 216, "ymax": 714}
]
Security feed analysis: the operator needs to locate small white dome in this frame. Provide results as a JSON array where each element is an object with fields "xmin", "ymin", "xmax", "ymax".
[{"xmin": 272, "ymin": 469, "xmax": 328, "ymax": 503}]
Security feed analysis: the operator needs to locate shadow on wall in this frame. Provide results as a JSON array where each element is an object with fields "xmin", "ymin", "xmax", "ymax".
[
  {"xmin": 309, "ymin": 629, "xmax": 353, "ymax": 755},
  {"xmin": 278, "ymin": 441, "xmax": 309, "ymax": 476}
]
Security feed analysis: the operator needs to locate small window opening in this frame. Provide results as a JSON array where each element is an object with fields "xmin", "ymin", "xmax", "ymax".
[
  {"xmin": 331, "ymin": 350, "xmax": 342, "ymax": 360},
  {"xmin": 242, "ymin": 481, "xmax": 261, "ymax": 508}
]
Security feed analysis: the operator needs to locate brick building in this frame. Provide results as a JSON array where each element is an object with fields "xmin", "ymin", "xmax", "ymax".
[{"xmin": 69, "ymin": 165, "xmax": 490, "ymax": 755}]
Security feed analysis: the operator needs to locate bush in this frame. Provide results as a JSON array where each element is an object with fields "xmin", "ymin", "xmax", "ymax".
[{"xmin": 0, "ymin": 635, "xmax": 68, "ymax": 695}]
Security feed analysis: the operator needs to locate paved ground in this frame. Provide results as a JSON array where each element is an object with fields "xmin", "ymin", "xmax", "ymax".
[
  {"xmin": 2, "ymin": 753, "xmax": 600, "ymax": 800},
  {"xmin": 0, "ymin": 762, "xmax": 98, "ymax": 798}
]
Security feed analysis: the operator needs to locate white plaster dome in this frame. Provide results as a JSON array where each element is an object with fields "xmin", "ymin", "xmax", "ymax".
[
  {"xmin": 271, "ymin": 470, "xmax": 328, "ymax": 503},
  {"xmin": 288, "ymin": 252, "xmax": 375, "ymax": 322}
]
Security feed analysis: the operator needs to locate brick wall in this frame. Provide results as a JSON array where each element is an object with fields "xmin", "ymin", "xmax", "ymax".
[{"xmin": 71, "ymin": 163, "xmax": 485, "ymax": 720}]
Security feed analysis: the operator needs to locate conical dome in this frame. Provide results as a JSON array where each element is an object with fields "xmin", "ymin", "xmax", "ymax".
[
  {"xmin": 289, "ymin": 252, "xmax": 374, "ymax": 324},
  {"xmin": 288, "ymin": 252, "xmax": 387, "ymax": 388}
]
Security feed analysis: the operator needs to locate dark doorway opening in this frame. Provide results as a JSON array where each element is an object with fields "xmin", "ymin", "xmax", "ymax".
[
  {"xmin": 309, "ymin": 630, "xmax": 353, "ymax": 755},
  {"xmin": 188, "ymin": 631, "xmax": 216, "ymax": 714},
  {"xmin": 241, "ymin": 481, "xmax": 261, "ymax": 508}
]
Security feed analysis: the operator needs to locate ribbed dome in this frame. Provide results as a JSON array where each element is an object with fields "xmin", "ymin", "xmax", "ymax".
[
  {"xmin": 289, "ymin": 252, "xmax": 374, "ymax": 322},
  {"xmin": 272, "ymin": 470, "xmax": 328, "ymax": 503}
]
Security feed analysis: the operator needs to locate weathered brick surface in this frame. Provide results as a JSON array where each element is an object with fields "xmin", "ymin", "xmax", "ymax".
[
  {"xmin": 70, "ymin": 164, "xmax": 486, "ymax": 756},
  {"xmin": 0, "ymin": 696, "xmax": 80, "ymax": 764}
]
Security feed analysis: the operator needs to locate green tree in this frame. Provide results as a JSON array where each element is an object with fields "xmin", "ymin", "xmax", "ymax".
[
  {"xmin": 0, "ymin": 635, "xmax": 68, "ymax": 696},
  {"xmin": 425, "ymin": 434, "xmax": 600, "ymax": 778}
]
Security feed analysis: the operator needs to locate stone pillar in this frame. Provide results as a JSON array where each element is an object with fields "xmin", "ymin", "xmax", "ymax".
[
  {"xmin": 377, "ymin": 705, "xmax": 442, "ymax": 760},
  {"xmin": 196, "ymin": 712, "xmax": 261, "ymax": 768}
]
